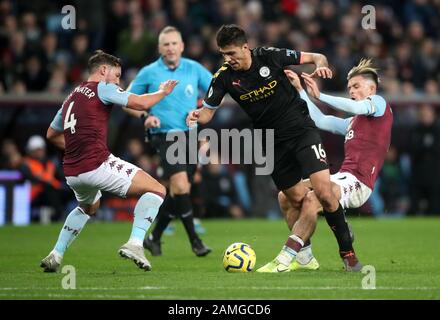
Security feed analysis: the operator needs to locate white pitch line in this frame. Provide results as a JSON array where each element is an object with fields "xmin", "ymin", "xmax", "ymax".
[
  {"xmin": 0, "ymin": 293, "xmax": 199, "ymax": 299},
  {"xmin": 245, "ymin": 286, "xmax": 439, "ymax": 291},
  {"xmin": 0, "ymin": 286, "xmax": 438, "ymax": 291},
  {"xmin": 0, "ymin": 293, "xmax": 134, "ymax": 299},
  {"xmin": 0, "ymin": 287, "xmax": 165, "ymax": 291}
]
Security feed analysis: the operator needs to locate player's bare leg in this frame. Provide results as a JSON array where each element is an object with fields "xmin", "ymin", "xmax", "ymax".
[
  {"xmin": 278, "ymin": 192, "xmax": 320, "ymax": 270},
  {"xmin": 257, "ymin": 191, "xmax": 318, "ymax": 273},
  {"xmin": 278, "ymin": 191, "xmax": 300, "ymax": 230},
  {"xmin": 257, "ymin": 181, "xmax": 314, "ymax": 273},
  {"xmin": 118, "ymin": 170, "xmax": 166, "ymax": 271},
  {"xmin": 126, "ymin": 170, "xmax": 166, "ymax": 197},
  {"xmin": 290, "ymin": 191, "xmax": 319, "ymax": 240},
  {"xmin": 41, "ymin": 200, "xmax": 100, "ymax": 272},
  {"xmin": 308, "ymin": 169, "xmax": 339, "ymax": 212}
]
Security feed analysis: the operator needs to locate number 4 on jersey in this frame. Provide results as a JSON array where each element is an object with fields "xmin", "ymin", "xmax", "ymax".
[{"xmin": 64, "ymin": 101, "xmax": 77, "ymax": 134}]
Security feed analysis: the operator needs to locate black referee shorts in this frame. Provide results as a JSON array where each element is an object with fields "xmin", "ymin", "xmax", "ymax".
[
  {"xmin": 149, "ymin": 131, "xmax": 197, "ymax": 182},
  {"xmin": 271, "ymin": 129, "xmax": 329, "ymax": 190}
]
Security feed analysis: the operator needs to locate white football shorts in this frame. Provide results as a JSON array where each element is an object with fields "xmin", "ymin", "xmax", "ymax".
[
  {"xmin": 331, "ymin": 171, "xmax": 372, "ymax": 209},
  {"xmin": 66, "ymin": 154, "xmax": 141, "ymax": 205}
]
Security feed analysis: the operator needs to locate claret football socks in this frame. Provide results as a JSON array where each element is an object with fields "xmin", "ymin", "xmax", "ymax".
[{"xmin": 257, "ymin": 234, "xmax": 304, "ymax": 273}]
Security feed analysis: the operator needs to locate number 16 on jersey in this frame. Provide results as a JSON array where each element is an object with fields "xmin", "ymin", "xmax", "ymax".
[
  {"xmin": 311, "ymin": 143, "xmax": 326, "ymax": 159},
  {"xmin": 64, "ymin": 101, "xmax": 77, "ymax": 134}
]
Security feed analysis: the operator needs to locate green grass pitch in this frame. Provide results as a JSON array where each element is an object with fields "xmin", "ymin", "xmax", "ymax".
[{"xmin": 0, "ymin": 217, "xmax": 439, "ymax": 299}]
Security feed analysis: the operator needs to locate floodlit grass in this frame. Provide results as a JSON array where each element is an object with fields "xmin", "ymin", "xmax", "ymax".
[{"xmin": 1, "ymin": 218, "xmax": 439, "ymax": 299}]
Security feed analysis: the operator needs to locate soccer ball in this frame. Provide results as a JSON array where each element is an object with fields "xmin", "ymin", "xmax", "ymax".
[{"xmin": 222, "ymin": 242, "xmax": 256, "ymax": 273}]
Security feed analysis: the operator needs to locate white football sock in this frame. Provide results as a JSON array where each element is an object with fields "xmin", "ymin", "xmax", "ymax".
[
  {"xmin": 276, "ymin": 235, "xmax": 304, "ymax": 266},
  {"xmin": 296, "ymin": 244, "xmax": 314, "ymax": 264}
]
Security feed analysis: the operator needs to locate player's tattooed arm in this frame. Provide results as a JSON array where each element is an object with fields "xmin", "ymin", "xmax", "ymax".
[
  {"xmin": 47, "ymin": 127, "xmax": 65, "ymax": 150},
  {"xmin": 299, "ymin": 52, "xmax": 332, "ymax": 79}
]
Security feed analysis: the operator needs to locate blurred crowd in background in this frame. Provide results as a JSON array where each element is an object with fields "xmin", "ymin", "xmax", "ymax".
[
  {"xmin": 1, "ymin": 0, "xmax": 439, "ymax": 95},
  {"xmin": 1, "ymin": 0, "xmax": 440, "ymax": 222}
]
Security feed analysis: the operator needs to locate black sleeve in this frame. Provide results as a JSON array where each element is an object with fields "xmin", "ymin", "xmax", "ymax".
[
  {"xmin": 255, "ymin": 47, "xmax": 302, "ymax": 67},
  {"xmin": 202, "ymin": 65, "xmax": 228, "ymax": 109}
]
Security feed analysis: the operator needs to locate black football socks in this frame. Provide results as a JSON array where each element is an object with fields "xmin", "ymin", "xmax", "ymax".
[
  {"xmin": 151, "ymin": 194, "xmax": 174, "ymax": 241},
  {"xmin": 323, "ymin": 204, "xmax": 356, "ymax": 258},
  {"xmin": 174, "ymin": 193, "xmax": 199, "ymax": 243}
]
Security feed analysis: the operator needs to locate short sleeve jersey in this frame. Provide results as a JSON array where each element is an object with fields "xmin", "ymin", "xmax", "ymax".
[
  {"xmin": 59, "ymin": 81, "xmax": 130, "ymax": 176},
  {"xmin": 340, "ymin": 101, "xmax": 393, "ymax": 189},
  {"xmin": 203, "ymin": 47, "xmax": 317, "ymax": 144},
  {"xmin": 129, "ymin": 57, "xmax": 212, "ymax": 133}
]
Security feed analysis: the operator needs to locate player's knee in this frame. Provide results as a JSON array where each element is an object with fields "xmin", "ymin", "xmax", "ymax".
[
  {"xmin": 278, "ymin": 191, "xmax": 288, "ymax": 202},
  {"xmin": 313, "ymin": 181, "xmax": 330, "ymax": 199},
  {"xmin": 159, "ymin": 184, "xmax": 167, "ymax": 197},
  {"xmin": 170, "ymin": 178, "xmax": 190, "ymax": 195},
  {"xmin": 302, "ymin": 192, "xmax": 321, "ymax": 218},
  {"xmin": 284, "ymin": 189, "xmax": 305, "ymax": 208},
  {"xmin": 278, "ymin": 192, "xmax": 291, "ymax": 211},
  {"xmin": 135, "ymin": 179, "xmax": 166, "ymax": 199},
  {"xmin": 314, "ymin": 186, "xmax": 333, "ymax": 208},
  {"xmin": 79, "ymin": 200, "xmax": 100, "ymax": 216},
  {"xmin": 149, "ymin": 181, "xmax": 166, "ymax": 199},
  {"xmin": 278, "ymin": 192, "xmax": 287, "ymax": 206}
]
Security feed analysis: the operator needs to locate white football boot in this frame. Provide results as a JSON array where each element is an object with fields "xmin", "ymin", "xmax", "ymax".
[
  {"xmin": 40, "ymin": 250, "xmax": 62, "ymax": 273},
  {"xmin": 118, "ymin": 242, "xmax": 152, "ymax": 271}
]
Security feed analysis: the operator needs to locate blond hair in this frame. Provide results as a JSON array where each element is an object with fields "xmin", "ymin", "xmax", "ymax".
[{"xmin": 347, "ymin": 58, "xmax": 380, "ymax": 86}]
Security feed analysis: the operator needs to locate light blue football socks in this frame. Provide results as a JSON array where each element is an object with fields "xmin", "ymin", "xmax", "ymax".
[
  {"xmin": 54, "ymin": 207, "xmax": 90, "ymax": 256},
  {"xmin": 129, "ymin": 192, "xmax": 164, "ymax": 246},
  {"xmin": 53, "ymin": 192, "xmax": 164, "ymax": 255}
]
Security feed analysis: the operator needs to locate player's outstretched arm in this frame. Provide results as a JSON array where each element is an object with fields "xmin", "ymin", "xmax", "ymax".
[
  {"xmin": 47, "ymin": 127, "xmax": 65, "ymax": 150},
  {"xmin": 302, "ymin": 73, "xmax": 384, "ymax": 116},
  {"xmin": 126, "ymin": 80, "xmax": 178, "ymax": 111},
  {"xmin": 284, "ymin": 70, "xmax": 349, "ymax": 136},
  {"xmin": 299, "ymin": 91, "xmax": 350, "ymax": 136},
  {"xmin": 300, "ymin": 52, "xmax": 332, "ymax": 79},
  {"xmin": 186, "ymin": 107, "xmax": 216, "ymax": 126}
]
